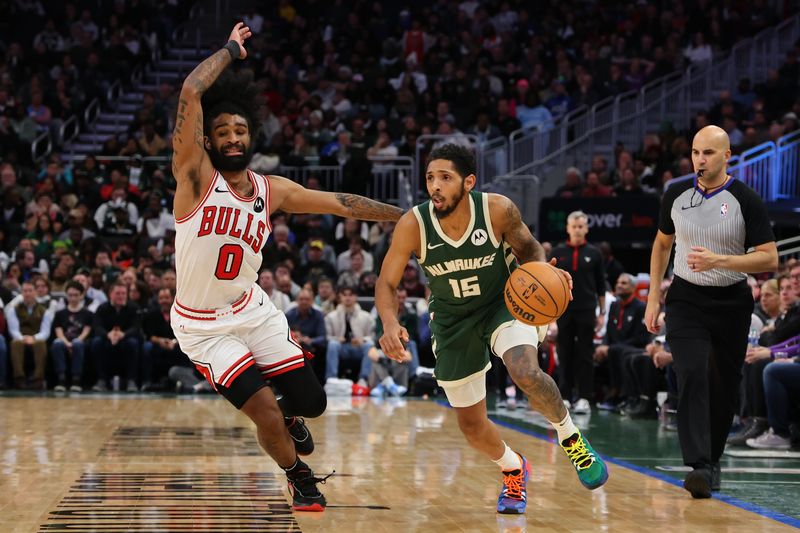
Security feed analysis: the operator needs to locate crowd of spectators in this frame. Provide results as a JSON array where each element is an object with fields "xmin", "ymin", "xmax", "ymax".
[
  {"xmin": 552, "ymin": 43, "xmax": 800, "ymax": 200},
  {"xmin": 0, "ymin": 3, "xmax": 798, "ymax": 445}
]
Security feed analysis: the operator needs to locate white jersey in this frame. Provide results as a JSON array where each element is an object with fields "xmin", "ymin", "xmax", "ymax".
[{"xmin": 174, "ymin": 169, "xmax": 271, "ymax": 310}]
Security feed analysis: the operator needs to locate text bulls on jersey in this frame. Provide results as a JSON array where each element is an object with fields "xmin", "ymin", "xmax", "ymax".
[{"xmin": 197, "ymin": 206, "xmax": 266, "ymax": 253}]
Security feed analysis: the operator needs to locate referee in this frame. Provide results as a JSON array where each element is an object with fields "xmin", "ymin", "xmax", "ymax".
[{"xmin": 645, "ymin": 125, "xmax": 778, "ymax": 499}]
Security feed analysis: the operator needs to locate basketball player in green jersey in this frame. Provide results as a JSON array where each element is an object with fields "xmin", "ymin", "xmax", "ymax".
[{"xmin": 376, "ymin": 144, "xmax": 608, "ymax": 514}]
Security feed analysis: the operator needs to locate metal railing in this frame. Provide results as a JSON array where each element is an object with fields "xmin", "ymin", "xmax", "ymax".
[
  {"xmin": 62, "ymin": 154, "xmax": 412, "ymax": 206},
  {"xmin": 368, "ymin": 156, "xmax": 415, "ymax": 206},
  {"xmin": 778, "ymin": 235, "xmax": 800, "ymax": 259},
  {"xmin": 415, "ymin": 133, "xmax": 510, "ymax": 196},
  {"xmin": 278, "ymin": 165, "xmax": 342, "ymax": 191},
  {"xmin": 478, "ymin": 136, "xmax": 509, "ymax": 182},
  {"xmin": 31, "ymin": 131, "xmax": 52, "ymax": 164},
  {"xmin": 480, "ymin": 175, "xmax": 541, "ymax": 232},
  {"xmin": 58, "ymin": 115, "xmax": 79, "ymax": 146},
  {"xmin": 776, "ymin": 129, "xmax": 800, "ymax": 199},
  {"xmin": 83, "ymin": 98, "xmax": 100, "ymax": 129},
  {"xmin": 106, "ymin": 80, "xmax": 122, "ymax": 104},
  {"xmin": 664, "ymin": 129, "xmax": 800, "ymax": 202},
  {"xmin": 508, "ymin": 13, "xmax": 800, "ymax": 194}
]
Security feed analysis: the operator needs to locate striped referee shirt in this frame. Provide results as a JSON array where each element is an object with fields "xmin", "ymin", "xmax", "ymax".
[{"xmin": 659, "ymin": 177, "xmax": 774, "ymax": 287}]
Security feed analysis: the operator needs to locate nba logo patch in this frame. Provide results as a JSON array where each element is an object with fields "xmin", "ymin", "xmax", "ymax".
[{"xmin": 720, "ymin": 202, "xmax": 728, "ymax": 218}]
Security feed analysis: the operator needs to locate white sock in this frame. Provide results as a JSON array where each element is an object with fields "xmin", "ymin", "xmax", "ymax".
[
  {"xmin": 492, "ymin": 442, "xmax": 523, "ymax": 472},
  {"xmin": 552, "ymin": 413, "xmax": 579, "ymax": 443}
]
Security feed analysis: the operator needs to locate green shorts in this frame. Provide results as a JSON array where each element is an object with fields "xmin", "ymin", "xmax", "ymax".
[{"xmin": 429, "ymin": 299, "xmax": 515, "ymax": 384}]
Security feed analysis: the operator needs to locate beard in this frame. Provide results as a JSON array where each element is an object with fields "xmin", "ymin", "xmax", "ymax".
[
  {"xmin": 432, "ymin": 185, "xmax": 466, "ymax": 219},
  {"xmin": 208, "ymin": 142, "xmax": 254, "ymax": 171}
]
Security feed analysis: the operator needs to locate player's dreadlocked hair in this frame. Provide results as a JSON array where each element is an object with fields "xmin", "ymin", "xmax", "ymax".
[{"xmin": 201, "ymin": 69, "xmax": 260, "ymax": 136}]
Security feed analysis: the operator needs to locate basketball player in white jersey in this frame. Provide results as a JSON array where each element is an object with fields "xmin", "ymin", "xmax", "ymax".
[{"xmin": 171, "ymin": 23, "xmax": 403, "ymax": 511}]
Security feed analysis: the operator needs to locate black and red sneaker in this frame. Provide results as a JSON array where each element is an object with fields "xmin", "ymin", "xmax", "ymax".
[
  {"xmin": 287, "ymin": 466, "xmax": 332, "ymax": 512},
  {"xmin": 285, "ymin": 416, "xmax": 314, "ymax": 456}
]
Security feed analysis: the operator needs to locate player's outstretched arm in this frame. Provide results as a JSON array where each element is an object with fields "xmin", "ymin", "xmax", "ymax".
[
  {"xmin": 375, "ymin": 212, "xmax": 420, "ymax": 362},
  {"xmin": 172, "ymin": 23, "xmax": 251, "ymax": 213},
  {"xmin": 268, "ymin": 175, "xmax": 403, "ymax": 221},
  {"xmin": 489, "ymin": 194, "xmax": 545, "ymax": 264}
]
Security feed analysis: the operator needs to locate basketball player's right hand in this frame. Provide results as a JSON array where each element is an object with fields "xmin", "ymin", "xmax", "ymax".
[
  {"xmin": 644, "ymin": 300, "xmax": 660, "ymax": 334},
  {"xmin": 228, "ymin": 22, "xmax": 252, "ymax": 59},
  {"xmin": 379, "ymin": 323, "xmax": 409, "ymax": 363},
  {"xmin": 547, "ymin": 258, "xmax": 573, "ymax": 300}
]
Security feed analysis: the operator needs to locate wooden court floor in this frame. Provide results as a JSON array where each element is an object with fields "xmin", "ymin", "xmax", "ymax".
[{"xmin": 0, "ymin": 395, "xmax": 796, "ymax": 532}]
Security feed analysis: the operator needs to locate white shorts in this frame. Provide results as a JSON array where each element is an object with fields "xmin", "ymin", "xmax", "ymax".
[
  {"xmin": 171, "ymin": 284, "xmax": 304, "ymax": 390},
  {"xmin": 440, "ymin": 321, "xmax": 546, "ymax": 408}
]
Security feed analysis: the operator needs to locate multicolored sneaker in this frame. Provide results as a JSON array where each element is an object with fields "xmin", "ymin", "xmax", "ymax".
[
  {"xmin": 287, "ymin": 465, "xmax": 333, "ymax": 512},
  {"xmin": 496, "ymin": 455, "xmax": 531, "ymax": 514},
  {"xmin": 285, "ymin": 417, "xmax": 314, "ymax": 456},
  {"xmin": 560, "ymin": 431, "xmax": 608, "ymax": 490}
]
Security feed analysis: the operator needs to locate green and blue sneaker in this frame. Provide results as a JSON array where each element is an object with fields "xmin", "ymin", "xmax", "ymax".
[{"xmin": 560, "ymin": 431, "xmax": 608, "ymax": 490}]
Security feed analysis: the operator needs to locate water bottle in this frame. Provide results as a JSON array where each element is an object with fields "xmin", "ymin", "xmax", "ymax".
[
  {"xmin": 748, "ymin": 328, "xmax": 760, "ymax": 347},
  {"xmin": 112, "ymin": 375, "xmax": 120, "ymax": 392}
]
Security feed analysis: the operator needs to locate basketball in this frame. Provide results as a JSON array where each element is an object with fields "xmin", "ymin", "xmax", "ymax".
[{"xmin": 504, "ymin": 262, "xmax": 570, "ymax": 326}]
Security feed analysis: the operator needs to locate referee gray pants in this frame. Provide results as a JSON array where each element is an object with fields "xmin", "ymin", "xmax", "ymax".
[{"xmin": 665, "ymin": 276, "xmax": 753, "ymax": 468}]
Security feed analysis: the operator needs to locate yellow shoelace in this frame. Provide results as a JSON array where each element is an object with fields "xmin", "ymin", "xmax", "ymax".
[{"xmin": 562, "ymin": 435, "xmax": 595, "ymax": 471}]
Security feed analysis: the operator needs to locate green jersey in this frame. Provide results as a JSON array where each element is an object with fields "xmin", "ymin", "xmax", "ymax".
[{"xmin": 412, "ymin": 191, "xmax": 515, "ymax": 317}]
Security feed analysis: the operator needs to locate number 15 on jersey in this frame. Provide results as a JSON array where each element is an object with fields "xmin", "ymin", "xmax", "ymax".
[{"xmin": 449, "ymin": 276, "xmax": 481, "ymax": 298}]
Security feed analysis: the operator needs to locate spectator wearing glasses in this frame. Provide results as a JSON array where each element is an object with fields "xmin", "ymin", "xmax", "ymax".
[{"xmin": 51, "ymin": 280, "xmax": 93, "ymax": 392}]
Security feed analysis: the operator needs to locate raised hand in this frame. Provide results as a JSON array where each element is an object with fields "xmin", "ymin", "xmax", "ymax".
[{"xmin": 228, "ymin": 22, "xmax": 252, "ymax": 59}]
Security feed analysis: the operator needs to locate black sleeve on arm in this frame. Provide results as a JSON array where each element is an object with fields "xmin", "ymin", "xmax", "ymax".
[
  {"xmin": 658, "ymin": 181, "xmax": 685, "ymax": 235},
  {"xmin": 594, "ymin": 247, "xmax": 606, "ymax": 295},
  {"xmin": 93, "ymin": 305, "xmax": 109, "ymax": 337},
  {"xmin": 737, "ymin": 183, "xmax": 775, "ymax": 248},
  {"xmin": 123, "ymin": 305, "xmax": 142, "ymax": 339},
  {"xmin": 53, "ymin": 310, "xmax": 66, "ymax": 330}
]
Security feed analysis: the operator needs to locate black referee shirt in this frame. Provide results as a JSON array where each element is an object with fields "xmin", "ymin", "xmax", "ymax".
[
  {"xmin": 552, "ymin": 241, "xmax": 606, "ymax": 312},
  {"xmin": 660, "ymin": 177, "xmax": 775, "ymax": 287}
]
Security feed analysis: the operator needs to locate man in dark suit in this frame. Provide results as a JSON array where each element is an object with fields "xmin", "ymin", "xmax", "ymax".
[{"xmin": 594, "ymin": 273, "xmax": 652, "ymax": 413}]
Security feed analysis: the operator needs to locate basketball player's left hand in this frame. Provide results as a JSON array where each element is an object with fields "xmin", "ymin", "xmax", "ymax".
[
  {"xmin": 548, "ymin": 258, "xmax": 574, "ymax": 300},
  {"xmin": 228, "ymin": 22, "xmax": 252, "ymax": 59},
  {"xmin": 687, "ymin": 246, "xmax": 719, "ymax": 272}
]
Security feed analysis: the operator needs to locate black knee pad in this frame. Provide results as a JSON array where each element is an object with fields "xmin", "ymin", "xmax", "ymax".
[
  {"xmin": 217, "ymin": 365, "xmax": 268, "ymax": 409},
  {"xmin": 300, "ymin": 388, "xmax": 327, "ymax": 418},
  {"xmin": 270, "ymin": 362, "xmax": 327, "ymax": 418}
]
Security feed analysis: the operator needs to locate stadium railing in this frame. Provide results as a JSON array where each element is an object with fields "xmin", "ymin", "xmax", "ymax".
[
  {"xmin": 479, "ymin": 174, "xmax": 541, "ymax": 231},
  {"xmin": 778, "ymin": 235, "xmax": 800, "ymax": 260},
  {"xmin": 506, "ymin": 13, "xmax": 800, "ymax": 195},
  {"xmin": 664, "ymin": 128, "xmax": 800, "ymax": 201},
  {"xmin": 414, "ymin": 133, "xmax": 509, "ymax": 202}
]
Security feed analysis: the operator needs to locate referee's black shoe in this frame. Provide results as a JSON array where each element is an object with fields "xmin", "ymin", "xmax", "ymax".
[
  {"xmin": 684, "ymin": 467, "xmax": 712, "ymax": 499},
  {"xmin": 711, "ymin": 462, "xmax": 721, "ymax": 491},
  {"xmin": 286, "ymin": 416, "xmax": 314, "ymax": 456}
]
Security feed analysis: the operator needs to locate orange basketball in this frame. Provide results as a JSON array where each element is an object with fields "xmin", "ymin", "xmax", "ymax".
[{"xmin": 504, "ymin": 262, "xmax": 570, "ymax": 326}]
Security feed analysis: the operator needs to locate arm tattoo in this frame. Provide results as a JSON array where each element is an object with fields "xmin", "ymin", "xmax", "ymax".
[
  {"xmin": 503, "ymin": 346, "xmax": 566, "ymax": 423},
  {"xmin": 173, "ymin": 99, "xmax": 188, "ymax": 141},
  {"xmin": 506, "ymin": 203, "xmax": 545, "ymax": 263},
  {"xmin": 335, "ymin": 193, "xmax": 404, "ymax": 221},
  {"xmin": 171, "ymin": 150, "xmax": 179, "ymax": 176},
  {"xmin": 184, "ymin": 49, "xmax": 232, "ymax": 94},
  {"xmin": 193, "ymin": 113, "xmax": 204, "ymax": 149}
]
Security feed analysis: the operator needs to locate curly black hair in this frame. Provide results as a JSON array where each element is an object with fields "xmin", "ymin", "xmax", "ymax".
[
  {"xmin": 426, "ymin": 143, "xmax": 476, "ymax": 178},
  {"xmin": 201, "ymin": 69, "xmax": 260, "ymax": 136}
]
